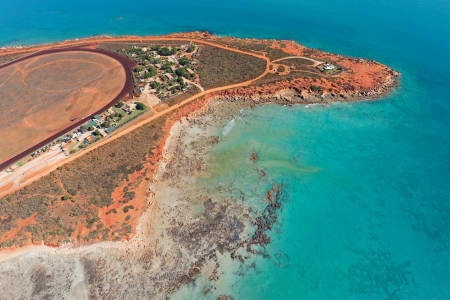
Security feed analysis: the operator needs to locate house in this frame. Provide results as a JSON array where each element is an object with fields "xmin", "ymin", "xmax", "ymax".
[
  {"xmin": 87, "ymin": 120, "xmax": 97, "ymax": 128},
  {"xmin": 99, "ymin": 130, "xmax": 107, "ymax": 137},
  {"xmin": 164, "ymin": 73, "xmax": 173, "ymax": 80},
  {"xmin": 122, "ymin": 104, "xmax": 133, "ymax": 114},
  {"xmin": 84, "ymin": 135, "xmax": 94, "ymax": 144},
  {"xmin": 105, "ymin": 126, "xmax": 116, "ymax": 134},
  {"xmin": 92, "ymin": 115, "xmax": 104, "ymax": 126},
  {"xmin": 323, "ymin": 63, "xmax": 335, "ymax": 70}
]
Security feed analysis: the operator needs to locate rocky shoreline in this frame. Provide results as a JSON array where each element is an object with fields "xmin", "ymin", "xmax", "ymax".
[
  {"xmin": 0, "ymin": 97, "xmax": 290, "ymax": 299},
  {"xmin": 220, "ymin": 67, "xmax": 399, "ymax": 107},
  {"xmin": 0, "ymin": 64, "xmax": 401, "ymax": 295},
  {"xmin": 0, "ymin": 77, "xmax": 401, "ymax": 297},
  {"xmin": 0, "ymin": 30, "xmax": 402, "ymax": 299},
  {"xmin": 0, "ymin": 31, "xmax": 400, "ymax": 251}
]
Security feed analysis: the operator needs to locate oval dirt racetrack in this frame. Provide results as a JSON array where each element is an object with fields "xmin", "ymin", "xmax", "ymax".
[{"xmin": 0, "ymin": 49, "xmax": 129, "ymax": 168}]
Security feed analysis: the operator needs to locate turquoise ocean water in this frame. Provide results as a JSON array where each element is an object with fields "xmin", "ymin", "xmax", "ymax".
[{"xmin": 1, "ymin": 1, "xmax": 449, "ymax": 299}]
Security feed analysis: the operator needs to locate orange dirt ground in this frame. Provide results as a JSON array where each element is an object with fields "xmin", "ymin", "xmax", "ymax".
[
  {"xmin": 0, "ymin": 50, "xmax": 126, "ymax": 165},
  {"xmin": 0, "ymin": 32, "xmax": 399, "ymax": 253}
]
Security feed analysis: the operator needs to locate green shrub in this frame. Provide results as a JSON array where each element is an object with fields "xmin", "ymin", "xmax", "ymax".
[
  {"xmin": 187, "ymin": 44, "xmax": 195, "ymax": 53},
  {"xmin": 175, "ymin": 68, "xmax": 187, "ymax": 77},
  {"xmin": 179, "ymin": 56, "xmax": 190, "ymax": 66},
  {"xmin": 158, "ymin": 47, "xmax": 175, "ymax": 56},
  {"xmin": 123, "ymin": 205, "xmax": 135, "ymax": 213},
  {"xmin": 135, "ymin": 102, "xmax": 146, "ymax": 110}
]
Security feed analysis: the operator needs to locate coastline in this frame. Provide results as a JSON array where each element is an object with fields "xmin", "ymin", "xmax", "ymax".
[
  {"xmin": 0, "ymin": 89, "xmax": 389, "ymax": 297},
  {"xmin": 0, "ymin": 83, "xmax": 399, "ymax": 251},
  {"xmin": 0, "ymin": 33, "xmax": 401, "ymax": 298},
  {"xmin": 0, "ymin": 0, "xmax": 448, "ymax": 297},
  {"xmin": 0, "ymin": 97, "xmax": 276, "ymax": 298}
]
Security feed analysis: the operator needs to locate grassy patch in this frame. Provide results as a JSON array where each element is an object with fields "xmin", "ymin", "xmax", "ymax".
[
  {"xmin": 253, "ymin": 71, "xmax": 320, "ymax": 86},
  {"xmin": 0, "ymin": 110, "xmax": 167, "ymax": 247},
  {"xmin": 279, "ymin": 58, "xmax": 315, "ymax": 68},
  {"xmin": 196, "ymin": 46, "xmax": 266, "ymax": 89}
]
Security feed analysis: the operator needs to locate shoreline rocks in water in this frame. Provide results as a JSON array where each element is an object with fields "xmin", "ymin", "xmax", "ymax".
[
  {"xmin": 0, "ymin": 31, "xmax": 399, "ymax": 252},
  {"xmin": 250, "ymin": 152, "xmax": 258, "ymax": 162},
  {"xmin": 0, "ymin": 98, "xmax": 289, "ymax": 299}
]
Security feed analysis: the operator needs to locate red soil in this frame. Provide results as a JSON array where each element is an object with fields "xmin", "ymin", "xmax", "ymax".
[
  {"xmin": 0, "ymin": 32, "xmax": 398, "ymax": 253},
  {"xmin": 0, "ymin": 182, "xmax": 13, "ymax": 195},
  {"xmin": 0, "ymin": 47, "xmax": 135, "ymax": 170},
  {"xmin": 95, "ymin": 96, "xmax": 211, "ymax": 241}
]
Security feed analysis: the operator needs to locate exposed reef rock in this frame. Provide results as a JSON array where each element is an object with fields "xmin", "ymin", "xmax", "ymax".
[{"xmin": 0, "ymin": 32, "xmax": 399, "ymax": 299}]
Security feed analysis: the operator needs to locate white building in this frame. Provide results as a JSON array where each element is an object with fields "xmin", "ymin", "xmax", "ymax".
[{"xmin": 323, "ymin": 63, "xmax": 335, "ymax": 70}]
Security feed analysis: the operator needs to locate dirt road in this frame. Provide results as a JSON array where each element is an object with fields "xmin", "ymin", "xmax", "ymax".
[
  {"xmin": 272, "ymin": 55, "xmax": 323, "ymax": 66},
  {"xmin": 0, "ymin": 36, "xmax": 271, "ymax": 198}
]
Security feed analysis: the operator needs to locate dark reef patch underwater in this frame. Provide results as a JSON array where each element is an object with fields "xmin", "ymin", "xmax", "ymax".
[{"xmin": 1, "ymin": 0, "xmax": 449, "ymax": 299}]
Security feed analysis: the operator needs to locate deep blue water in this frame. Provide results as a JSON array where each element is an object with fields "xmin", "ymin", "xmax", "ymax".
[{"xmin": 1, "ymin": 1, "xmax": 449, "ymax": 299}]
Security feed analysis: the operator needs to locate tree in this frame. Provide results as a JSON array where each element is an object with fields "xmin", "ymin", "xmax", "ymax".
[
  {"xmin": 179, "ymin": 56, "xmax": 190, "ymax": 66},
  {"xmin": 134, "ymin": 66, "xmax": 144, "ymax": 72},
  {"xmin": 158, "ymin": 47, "xmax": 174, "ymax": 56},
  {"xmin": 150, "ymin": 81, "xmax": 161, "ymax": 89},
  {"xmin": 161, "ymin": 62, "xmax": 172, "ymax": 72},
  {"xmin": 93, "ymin": 130, "xmax": 101, "ymax": 136},
  {"xmin": 187, "ymin": 44, "xmax": 196, "ymax": 53},
  {"xmin": 177, "ymin": 76, "xmax": 187, "ymax": 89},
  {"xmin": 135, "ymin": 102, "xmax": 146, "ymax": 110},
  {"xmin": 115, "ymin": 101, "xmax": 123, "ymax": 108},
  {"xmin": 175, "ymin": 68, "xmax": 187, "ymax": 77},
  {"xmin": 61, "ymin": 195, "xmax": 69, "ymax": 201},
  {"xmin": 147, "ymin": 65, "xmax": 157, "ymax": 77}
]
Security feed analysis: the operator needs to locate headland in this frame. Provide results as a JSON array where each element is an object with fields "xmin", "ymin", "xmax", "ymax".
[{"xmin": 0, "ymin": 31, "xmax": 399, "ymax": 298}]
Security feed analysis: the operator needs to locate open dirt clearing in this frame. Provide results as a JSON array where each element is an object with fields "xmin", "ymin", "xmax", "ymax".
[{"xmin": 0, "ymin": 50, "xmax": 127, "ymax": 167}]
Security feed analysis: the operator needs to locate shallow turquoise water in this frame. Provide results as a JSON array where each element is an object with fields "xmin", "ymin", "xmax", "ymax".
[{"xmin": 1, "ymin": 1, "xmax": 449, "ymax": 299}]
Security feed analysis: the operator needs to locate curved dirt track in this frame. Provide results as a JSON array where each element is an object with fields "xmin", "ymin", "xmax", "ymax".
[
  {"xmin": 0, "ymin": 47, "xmax": 135, "ymax": 171},
  {"xmin": 0, "ymin": 36, "xmax": 271, "ymax": 198},
  {"xmin": 272, "ymin": 55, "xmax": 323, "ymax": 66}
]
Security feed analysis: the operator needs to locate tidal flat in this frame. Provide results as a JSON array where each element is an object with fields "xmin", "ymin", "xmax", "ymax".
[{"xmin": 0, "ymin": 98, "xmax": 287, "ymax": 299}]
